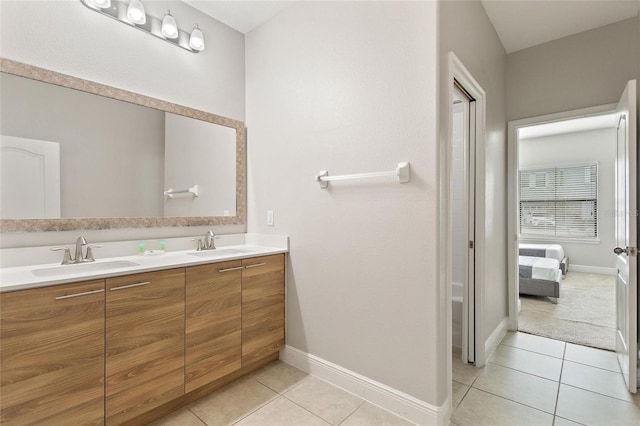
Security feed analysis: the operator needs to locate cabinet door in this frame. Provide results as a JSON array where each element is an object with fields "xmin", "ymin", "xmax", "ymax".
[
  {"xmin": 105, "ymin": 269, "xmax": 185, "ymax": 425},
  {"xmin": 242, "ymin": 254, "xmax": 285, "ymax": 365},
  {"xmin": 1, "ymin": 280, "xmax": 105, "ymax": 425},
  {"xmin": 185, "ymin": 260, "xmax": 242, "ymax": 393}
]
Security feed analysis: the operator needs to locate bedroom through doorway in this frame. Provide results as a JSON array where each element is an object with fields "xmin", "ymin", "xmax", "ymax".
[{"xmin": 513, "ymin": 110, "xmax": 618, "ymax": 351}]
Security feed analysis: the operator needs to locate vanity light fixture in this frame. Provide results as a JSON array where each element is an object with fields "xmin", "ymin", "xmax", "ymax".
[
  {"xmin": 80, "ymin": 0, "xmax": 204, "ymax": 53},
  {"xmin": 126, "ymin": 0, "xmax": 145, "ymax": 25},
  {"xmin": 86, "ymin": 0, "xmax": 111, "ymax": 9},
  {"xmin": 161, "ymin": 10, "xmax": 179, "ymax": 39},
  {"xmin": 189, "ymin": 24, "xmax": 205, "ymax": 51}
]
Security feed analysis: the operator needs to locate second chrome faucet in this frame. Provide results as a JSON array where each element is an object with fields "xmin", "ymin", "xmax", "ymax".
[
  {"xmin": 193, "ymin": 230, "xmax": 217, "ymax": 251},
  {"xmin": 51, "ymin": 236, "xmax": 103, "ymax": 265}
]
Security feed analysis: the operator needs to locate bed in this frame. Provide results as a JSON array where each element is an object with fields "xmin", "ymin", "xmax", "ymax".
[
  {"xmin": 519, "ymin": 243, "xmax": 569, "ymax": 275},
  {"xmin": 519, "ymin": 255, "xmax": 562, "ymax": 303}
]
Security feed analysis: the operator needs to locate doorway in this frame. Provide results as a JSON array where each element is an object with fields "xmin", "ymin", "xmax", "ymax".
[
  {"xmin": 514, "ymin": 111, "xmax": 618, "ymax": 350},
  {"xmin": 507, "ymin": 80, "xmax": 638, "ymax": 393},
  {"xmin": 451, "ymin": 81, "xmax": 476, "ymax": 364}
]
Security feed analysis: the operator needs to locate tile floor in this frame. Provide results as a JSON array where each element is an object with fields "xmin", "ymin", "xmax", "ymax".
[
  {"xmin": 452, "ymin": 331, "xmax": 640, "ymax": 426},
  {"xmin": 152, "ymin": 331, "xmax": 640, "ymax": 426},
  {"xmin": 151, "ymin": 360, "xmax": 414, "ymax": 426}
]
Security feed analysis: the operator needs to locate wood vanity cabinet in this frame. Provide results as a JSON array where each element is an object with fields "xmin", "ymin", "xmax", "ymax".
[
  {"xmin": 241, "ymin": 254, "xmax": 286, "ymax": 365},
  {"xmin": 105, "ymin": 268, "xmax": 185, "ymax": 425},
  {"xmin": 185, "ymin": 260, "xmax": 243, "ymax": 393},
  {"xmin": 0, "ymin": 280, "xmax": 106, "ymax": 426}
]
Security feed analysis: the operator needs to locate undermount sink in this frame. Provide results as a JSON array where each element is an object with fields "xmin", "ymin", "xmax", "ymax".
[
  {"xmin": 32, "ymin": 260, "xmax": 140, "ymax": 277},
  {"xmin": 188, "ymin": 248, "xmax": 254, "ymax": 258}
]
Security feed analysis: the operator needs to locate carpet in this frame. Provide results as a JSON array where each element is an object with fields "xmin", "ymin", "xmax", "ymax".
[{"xmin": 518, "ymin": 271, "xmax": 616, "ymax": 351}]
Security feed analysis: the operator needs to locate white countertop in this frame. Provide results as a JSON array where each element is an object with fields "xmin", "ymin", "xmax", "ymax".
[{"xmin": 0, "ymin": 244, "xmax": 287, "ymax": 293}]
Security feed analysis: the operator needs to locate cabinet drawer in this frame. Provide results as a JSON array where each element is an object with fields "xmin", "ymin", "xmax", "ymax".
[{"xmin": 1, "ymin": 280, "xmax": 105, "ymax": 426}]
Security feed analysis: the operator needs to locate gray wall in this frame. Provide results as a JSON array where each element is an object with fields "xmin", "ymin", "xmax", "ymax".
[
  {"xmin": 1, "ymin": 73, "xmax": 165, "ymax": 218},
  {"xmin": 439, "ymin": 0, "xmax": 508, "ymax": 403},
  {"xmin": 246, "ymin": 1, "xmax": 439, "ymax": 404},
  {"xmin": 0, "ymin": 0, "xmax": 246, "ymax": 247},
  {"xmin": 519, "ymin": 128, "xmax": 617, "ymax": 270},
  {"xmin": 507, "ymin": 17, "xmax": 639, "ymax": 121}
]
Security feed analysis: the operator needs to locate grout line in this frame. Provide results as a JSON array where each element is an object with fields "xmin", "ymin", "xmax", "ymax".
[
  {"xmin": 560, "ymin": 382, "xmax": 638, "ymax": 404},
  {"xmin": 480, "ymin": 360, "xmax": 560, "ymax": 384},
  {"xmin": 186, "ymin": 408, "xmax": 208, "ymax": 426},
  {"xmin": 227, "ymin": 394, "xmax": 282, "ymax": 426},
  {"xmin": 487, "ymin": 358, "xmax": 561, "ymax": 383},
  {"xmin": 281, "ymin": 395, "xmax": 337, "ymax": 425},
  {"xmin": 553, "ymin": 341, "xmax": 567, "ymax": 417},
  {"xmin": 335, "ymin": 399, "xmax": 367, "ymax": 426},
  {"xmin": 561, "ymin": 358, "xmax": 621, "ymax": 374},
  {"xmin": 471, "ymin": 388, "xmax": 556, "ymax": 416}
]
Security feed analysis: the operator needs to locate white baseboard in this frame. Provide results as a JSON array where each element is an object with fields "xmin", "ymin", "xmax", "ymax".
[
  {"xmin": 484, "ymin": 317, "xmax": 509, "ymax": 361},
  {"xmin": 279, "ymin": 345, "xmax": 447, "ymax": 425},
  {"xmin": 570, "ymin": 265, "xmax": 616, "ymax": 275}
]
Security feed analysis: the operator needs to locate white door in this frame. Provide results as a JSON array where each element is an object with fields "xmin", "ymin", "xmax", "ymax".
[
  {"xmin": 0, "ymin": 135, "xmax": 61, "ymax": 219},
  {"xmin": 613, "ymin": 79, "xmax": 637, "ymax": 393}
]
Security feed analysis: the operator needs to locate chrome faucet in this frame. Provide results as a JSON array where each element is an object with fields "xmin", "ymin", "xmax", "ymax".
[
  {"xmin": 193, "ymin": 230, "xmax": 218, "ymax": 251},
  {"xmin": 204, "ymin": 230, "xmax": 216, "ymax": 250},
  {"xmin": 51, "ymin": 236, "xmax": 103, "ymax": 264},
  {"xmin": 74, "ymin": 236, "xmax": 87, "ymax": 263}
]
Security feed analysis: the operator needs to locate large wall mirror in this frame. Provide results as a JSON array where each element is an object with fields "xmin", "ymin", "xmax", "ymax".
[{"xmin": 0, "ymin": 58, "xmax": 245, "ymax": 232}]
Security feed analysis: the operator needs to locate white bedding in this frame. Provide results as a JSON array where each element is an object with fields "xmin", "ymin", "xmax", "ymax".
[
  {"xmin": 519, "ymin": 243, "xmax": 565, "ymax": 262},
  {"xmin": 519, "ymin": 255, "xmax": 561, "ymax": 281}
]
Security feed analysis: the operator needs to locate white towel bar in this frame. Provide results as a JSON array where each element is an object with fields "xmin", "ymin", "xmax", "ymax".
[
  {"xmin": 164, "ymin": 184, "xmax": 199, "ymax": 198},
  {"xmin": 315, "ymin": 162, "xmax": 410, "ymax": 189}
]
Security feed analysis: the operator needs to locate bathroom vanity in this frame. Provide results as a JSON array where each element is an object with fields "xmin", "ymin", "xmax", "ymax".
[{"xmin": 0, "ymin": 246, "xmax": 286, "ymax": 425}]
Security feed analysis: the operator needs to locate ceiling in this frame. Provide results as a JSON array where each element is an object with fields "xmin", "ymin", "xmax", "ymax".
[
  {"xmin": 481, "ymin": 0, "xmax": 640, "ymax": 53},
  {"xmin": 181, "ymin": 1, "xmax": 296, "ymax": 34},
  {"xmin": 184, "ymin": 0, "xmax": 639, "ymax": 54}
]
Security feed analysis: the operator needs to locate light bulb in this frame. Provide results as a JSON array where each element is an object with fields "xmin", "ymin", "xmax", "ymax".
[
  {"xmin": 127, "ymin": 0, "xmax": 146, "ymax": 25},
  {"xmin": 189, "ymin": 24, "xmax": 205, "ymax": 51},
  {"xmin": 86, "ymin": 0, "xmax": 111, "ymax": 9},
  {"xmin": 161, "ymin": 10, "xmax": 178, "ymax": 39}
]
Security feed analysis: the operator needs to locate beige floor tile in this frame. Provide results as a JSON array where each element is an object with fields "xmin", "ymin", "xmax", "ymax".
[
  {"xmin": 473, "ymin": 362, "xmax": 559, "ymax": 413},
  {"xmin": 452, "ymin": 388, "xmax": 553, "ymax": 426},
  {"xmin": 234, "ymin": 396, "xmax": 330, "ymax": 426},
  {"xmin": 253, "ymin": 360, "xmax": 309, "ymax": 393},
  {"xmin": 564, "ymin": 343, "xmax": 619, "ymax": 372},
  {"xmin": 149, "ymin": 408, "xmax": 206, "ymax": 426},
  {"xmin": 501, "ymin": 331, "xmax": 566, "ymax": 358},
  {"xmin": 489, "ymin": 344, "xmax": 563, "ymax": 381},
  {"xmin": 452, "ymin": 353, "xmax": 483, "ymax": 385},
  {"xmin": 452, "ymin": 381, "xmax": 470, "ymax": 409},
  {"xmin": 561, "ymin": 361, "xmax": 632, "ymax": 402},
  {"xmin": 556, "ymin": 384, "xmax": 640, "ymax": 426},
  {"xmin": 340, "ymin": 402, "xmax": 416, "ymax": 426},
  {"xmin": 284, "ymin": 376, "xmax": 363, "ymax": 425},
  {"xmin": 188, "ymin": 376, "xmax": 278, "ymax": 426},
  {"xmin": 553, "ymin": 416, "xmax": 584, "ymax": 426}
]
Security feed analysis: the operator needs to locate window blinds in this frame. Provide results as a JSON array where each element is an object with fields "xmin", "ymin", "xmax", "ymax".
[{"xmin": 519, "ymin": 163, "xmax": 598, "ymax": 239}]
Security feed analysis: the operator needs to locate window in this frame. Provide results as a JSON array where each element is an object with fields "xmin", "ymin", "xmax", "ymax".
[{"xmin": 519, "ymin": 163, "xmax": 598, "ymax": 239}]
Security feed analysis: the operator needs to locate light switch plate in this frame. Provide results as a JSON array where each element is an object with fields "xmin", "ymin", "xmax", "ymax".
[{"xmin": 267, "ymin": 210, "xmax": 274, "ymax": 226}]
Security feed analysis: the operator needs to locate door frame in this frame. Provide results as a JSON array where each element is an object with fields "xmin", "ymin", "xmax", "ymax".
[
  {"xmin": 443, "ymin": 52, "xmax": 487, "ymax": 372},
  {"xmin": 452, "ymin": 82, "xmax": 477, "ymax": 364},
  {"xmin": 506, "ymin": 103, "xmax": 617, "ymax": 330}
]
